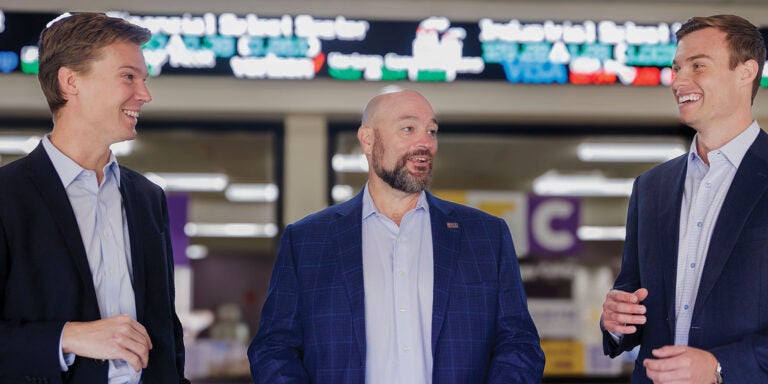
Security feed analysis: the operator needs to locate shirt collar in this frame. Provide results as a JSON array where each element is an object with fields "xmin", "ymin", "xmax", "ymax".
[
  {"xmin": 362, "ymin": 183, "xmax": 429, "ymax": 220},
  {"xmin": 688, "ymin": 120, "xmax": 760, "ymax": 169},
  {"xmin": 42, "ymin": 134, "xmax": 121, "ymax": 188}
]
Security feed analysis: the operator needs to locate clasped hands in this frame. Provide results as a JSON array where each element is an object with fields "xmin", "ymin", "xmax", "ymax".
[{"xmin": 602, "ymin": 289, "xmax": 719, "ymax": 384}]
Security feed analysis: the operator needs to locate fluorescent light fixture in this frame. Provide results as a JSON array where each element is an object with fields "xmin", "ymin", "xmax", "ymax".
[
  {"xmin": 332, "ymin": 153, "xmax": 368, "ymax": 173},
  {"xmin": 186, "ymin": 244, "xmax": 209, "ymax": 260},
  {"xmin": 533, "ymin": 171, "xmax": 634, "ymax": 197},
  {"xmin": 577, "ymin": 142, "xmax": 686, "ymax": 162},
  {"xmin": 225, "ymin": 183, "xmax": 279, "ymax": 202},
  {"xmin": 0, "ymin": 136, "xmax": 40, "ymax": 154},
  {"xmin": 110, "ymin": 140, "xmax": 134, "ymax": 156},
  {"xmin": 332, "ymin": 184, "xmax": 355, "ymax": 202},
  {"xmin": 184, "ymin": 222, "xmax": 278, "ymax": 238},
  {"xmin": 145, "ymin": 172, "xmax": 228, "ymax": 192},
  {"xmin": 578, "ymin": 225, "xmax": 626, "ymax": 241}
]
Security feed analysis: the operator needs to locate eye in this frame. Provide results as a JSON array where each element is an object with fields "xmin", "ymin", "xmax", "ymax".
[
  {"xmin": 671, "ymin": 65, "xmax": 680, "ymax": 73},
  {"xmin": 428, "ymin": 129, "xmax": 438, "ymax": 136},
  {"xmin": 123, "ymin": 73, "xmax": 135, "ymax": 81},
  {"xmin": 402, "ymin": 126, "xmax": 413, "ymax": 132},
  {"xmin": 693, "ymin": 63, "xmax": 705, "ymax": 70}
]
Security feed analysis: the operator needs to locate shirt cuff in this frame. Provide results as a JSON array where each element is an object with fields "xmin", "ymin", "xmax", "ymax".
[
  {"xmin": 59, "ymin": 324, "xmax": 75, "ymax": 371},
  {"xmin": 608, "ymin": 330, "xmax": 623, "ymax": 344}
]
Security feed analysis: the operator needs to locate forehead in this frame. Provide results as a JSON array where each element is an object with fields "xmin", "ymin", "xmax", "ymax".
[
  {"xmin": 378, "ymin": 92, "xmax": 436, "ymax": 121},
  {"xmin": 90, "ymin": 41, "xmax": 148, "ymax": 72},
  {"xmin": 675, "ymin": 27, "xmax": 729, "ymax": 60}
]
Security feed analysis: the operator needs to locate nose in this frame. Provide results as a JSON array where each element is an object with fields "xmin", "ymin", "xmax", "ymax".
[
  {"xmin": 136, "ymin": 81, "xmax": 152, "ymax": 104},
  {"xmin": 415, "ymin": 129, "xmax": 437, "ymax": 151},
  {"xmin": 670, "ymin": 69, "xmax": 686, "ymax": 94}
]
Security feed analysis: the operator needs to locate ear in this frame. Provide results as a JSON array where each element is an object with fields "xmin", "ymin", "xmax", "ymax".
[
  {"xmin": 358, "ymin": 125, "xmax": 373, "ymax": 155},
  {"xmin": 740, "ymin": 59, "xmax": 759, "ymax": 85},
  {"xmin": 57, "ymin": 67, "xmax": 78, "ymax": 98}
]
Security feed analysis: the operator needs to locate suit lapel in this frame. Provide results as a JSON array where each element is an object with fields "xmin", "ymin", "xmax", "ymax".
[
  {"xmin": 23, "ymin": 144, "xmax": 100, "ymax": 318},
  {"xmin": 332, "ymin": 194, "xmax": 367, "ymax": 358},
  {"xmin": 693, "ymin": 132, "xmax": 768, "ymax": 321},
  {"xmin": 658, "ymin": 155, "xmax": 687, "ymax": 336},
  {"xmin": 119, "ymin": 169, "xmax": 146, "ymax": 322},
  {"xmin": 426, "ymin": 193, "xmax": 460, "ymax": 352}
]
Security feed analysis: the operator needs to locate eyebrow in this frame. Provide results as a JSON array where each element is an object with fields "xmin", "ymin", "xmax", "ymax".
[
  {"xmin": 397, "ymin": 115, "xmax": 439, "ymax": 126},
  {"xmin": 672, "ymin": 54, "xmax": 713, "ymax": 65}
]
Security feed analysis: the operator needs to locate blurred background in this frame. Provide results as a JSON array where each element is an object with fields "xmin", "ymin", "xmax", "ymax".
[{"xmin": 1, "ymin": 0, "xmax": 767, "ymax": 382}]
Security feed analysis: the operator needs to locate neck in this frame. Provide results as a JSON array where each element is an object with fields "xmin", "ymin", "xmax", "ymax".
[
  {"xmin": 695, "ymin": 118, "xmax": 753, "ymax": 166},
  {"xmin": 50, "ymin": 120, "xmax": 112, "ymax": 184},
  {"xmin": 367, "ymin": 178, "xmax": 422, "ymax": 226}
]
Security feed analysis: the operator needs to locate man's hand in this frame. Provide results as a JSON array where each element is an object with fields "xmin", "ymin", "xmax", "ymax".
[
  {"xmin": 61, "ymin": 314, "xmax": 153, "ymax": 372},
  {"xmin": 601, "ymin": 288, "xmax": 648, "ymax": 335},
  {"xmin": 644, "ymin": 345, "xmax": 719, "ymax": 384}
]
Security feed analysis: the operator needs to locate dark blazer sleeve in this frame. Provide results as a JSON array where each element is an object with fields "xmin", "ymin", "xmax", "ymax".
[
  {"xmin": 602, "ymin": 178, "xmax": 644, "ymax": 357},
  {"xmin": 0, "ymin": 212, "xmax": 68, "ymax": 381},
  {"xmin": 248, "ymin": 224, "xmax": 310, "ymax": 383},
  {"xmin": 486, "ymin": 217, "xmax": 545, "ymax": 384},
  {"xmin": 160, "ymin": 193, "xmax": 191, "ymax": 384}
]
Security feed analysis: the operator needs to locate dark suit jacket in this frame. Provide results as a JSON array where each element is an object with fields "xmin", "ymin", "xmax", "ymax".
[
  {"xmin": 249, "ymin": 190, "xmax": 544, "ymax": 383},
  {"xmin": 603, "ymin": 130, "xmax": 768, "ymax": 382},
  {"xmin": 0, "ymin": 144, "xmax": 189, "ymax": 383}
]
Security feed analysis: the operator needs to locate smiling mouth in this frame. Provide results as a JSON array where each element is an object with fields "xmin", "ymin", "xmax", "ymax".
[
  {"xmin": 678, "ymin": 94, "xmax": 701, "ymax": 105},
  {"xmin": 123, "ymin": 109, "xmax": 140, "ymax": 118},
  {"xmin": 409, "ymin": 155, "xmax": 430, "ymax": 163}
]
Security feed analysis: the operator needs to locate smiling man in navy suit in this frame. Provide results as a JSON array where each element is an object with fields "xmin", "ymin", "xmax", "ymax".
[
  {"xmin": 601, "ymin": 15, "xmax": 768, "ymax": 383},
  {"xmin": 249, "ymin": 89, "xmax": 544, "ymax": 383},
  {"xmin": 0, "ymin": 13, "xmax": 188, "ymax": 383}
]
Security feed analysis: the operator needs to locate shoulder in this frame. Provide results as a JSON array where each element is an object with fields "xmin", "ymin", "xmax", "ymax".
[
  {"xmin": 428, "ymin": 193, "xmax": 500, "ymax": 220},
  {"xmin": 289, "ymin": 196, "xmax": 360, "ymax": 230},
  {"xmin": 0, "ymin": 151, "xmax": 42, "ymax": 190},
  {"xmin": 118, "ymin": 165, "xmax": 164, "ymax": 195},
  {"xmin": 427, "ymin": 193, "xmax": 505, "ymax": 229},
  {"xmin": 635, "ymin": 153, "xmax": 687, "ymax": 185}
]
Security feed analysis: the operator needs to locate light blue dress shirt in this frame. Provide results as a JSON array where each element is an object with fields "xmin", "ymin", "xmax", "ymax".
[
  {"xmin": 362, "ymin": 185, "xmax": 434, "ymax": 384},
  {"xmin": 674, "ymin": 121, "xmax": 760, "ymax": 345},
  {"xmin": 43, "ymin": 136, "xmax": 140, "ymax": 383}
]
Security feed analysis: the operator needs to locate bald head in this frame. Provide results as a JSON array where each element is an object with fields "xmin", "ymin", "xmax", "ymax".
[{"xmin": 361, "ymin": 89, "xmax": 435, "ymax": 128}]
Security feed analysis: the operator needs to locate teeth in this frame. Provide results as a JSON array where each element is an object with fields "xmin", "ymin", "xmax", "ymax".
[
  {"xmin": 123, "ymin": 110, "xmax": 140, "ymax": 118},
  {"xmin": 678, "ymin": 94, "xmax": 701, "ymax": 103}
]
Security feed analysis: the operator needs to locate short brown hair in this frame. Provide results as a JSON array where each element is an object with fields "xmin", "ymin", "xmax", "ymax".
[
  {"xmin": 676, "ymin": 15, "xmax": 766, "ymax": 103},
  {"xmin": 37, "ymin": 12, "xmax": 151, "ymax": 114}
]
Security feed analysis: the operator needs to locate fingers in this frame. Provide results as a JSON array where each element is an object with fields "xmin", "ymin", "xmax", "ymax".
[
  {"xmin": 644, "ymin": 346, "xmax": 718, "ymax": 384},
  {"xmin": 634, "ymin": 288, "xmax": 649, "ymax": 301},
  {"xmin": 601, "ymin": 289, "xmax": 648, "ymax": 334},
  {"xmin": 61, "ymin": 315, "xmax": 153, "ymax": 372},
  {"xmin": 651, "ymin": 345, "xmax": 687, "ymax": 358}
]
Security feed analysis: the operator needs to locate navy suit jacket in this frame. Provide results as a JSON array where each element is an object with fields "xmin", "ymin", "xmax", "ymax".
[
  {"xmin": 0, "ymin": 144, "xmax": 189, "ymax": 383},
  {"xmin": 249, "ymin": 190, "xmax": 544, "ymax": 383},
  {"xmin": 604, "ymin": 130, "xmax": 768, "ymax": 382}
]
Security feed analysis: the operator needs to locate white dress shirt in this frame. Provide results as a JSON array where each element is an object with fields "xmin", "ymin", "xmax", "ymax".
[
  {"xmin": 362, "ymin": 185, "xmax": 434, "ymax": 384},
  {"xmin": 43, "ymin": 136, "xmax": 140, "ymax": 383},
  {"xmin": 674, "ymin": 121, "xmax": 760, "ymax": 345}
]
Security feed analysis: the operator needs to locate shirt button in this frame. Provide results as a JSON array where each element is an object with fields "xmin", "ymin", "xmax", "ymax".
[
  {"xmin": 705, "ymin": 182, "xmax": 711, "ymax": 188},
  {"xmin": 403, "ymin": 346, "xmax": 411, "ymax": 352},
  {"xmin": 399, "ymin": 307, "xmax": 407, "ymax": 313},
  {"xmin": 397, "ymin": 270, "xmax": 405, "ymax": 277},
  {"xmin": 110, "ymin": 307, "xmax": 116, "ymax": 314},
  {"xmin": 684, "ymin": 304, "xmax": 689, "ymax": 310},
  {"xmin": 690, "ymin": 263, "xmax": 695, "ymax": 268},
  {"xmin": 696, "ymin": 221, "xmax": 703, "ymax": 228}
]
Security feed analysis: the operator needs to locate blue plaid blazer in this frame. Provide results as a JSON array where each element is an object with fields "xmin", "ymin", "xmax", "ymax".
[{"xmin": 249, "ymin": 190, "xmax": 544, "ymax": 383}]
